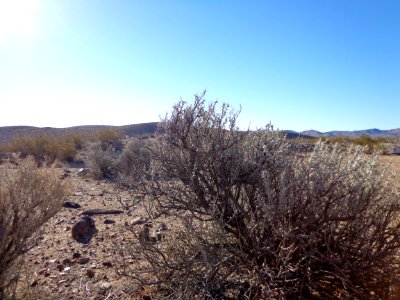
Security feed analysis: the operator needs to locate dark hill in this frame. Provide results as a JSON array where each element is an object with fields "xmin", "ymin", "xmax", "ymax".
[{"xmin": 0, "ymin": 122, "xmax": 159, "ymax": 145}]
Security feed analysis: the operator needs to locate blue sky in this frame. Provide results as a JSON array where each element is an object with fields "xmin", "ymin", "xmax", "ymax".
[{"xmin": 0, "ymin": 0, "xmax": 399, "ymax": 131}]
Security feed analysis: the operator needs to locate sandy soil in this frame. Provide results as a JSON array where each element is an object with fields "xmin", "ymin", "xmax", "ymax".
[{"xmin": 18, "ymin": 165, "xmax": 155, "ymax": 300}]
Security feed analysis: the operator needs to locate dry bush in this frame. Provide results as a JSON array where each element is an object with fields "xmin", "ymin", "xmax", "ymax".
[
  {"xmin": 117, "ymin": 138, "xmax": 153, "ymax": 187},
  {"xmin": 126, "ymin": 93, "xmax": 400, "ymax": 299},
  {"xmin": 8, "ymin": 134, "xmax": 77, "ymax": 163},
  {"xmin": 88, "ymin": 143, "xmax": 118, "ymax": 179},
  {"xmin": 0, "ymin": 157, "xmax": 68, "ymax": 299},
  {"xmin": 95, "ymin": 128, "xmax": 123, "ymax": 151}
]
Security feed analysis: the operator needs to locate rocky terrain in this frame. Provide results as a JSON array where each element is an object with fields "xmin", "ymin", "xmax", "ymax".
[{"xmin": 7, "ymin": 162, "xmax": 161, "ymax": 300}]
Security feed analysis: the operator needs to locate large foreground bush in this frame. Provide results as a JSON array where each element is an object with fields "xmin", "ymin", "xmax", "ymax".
[
  {"xmin": 0, "ymin": 158, "xmax": 67, "ymax": 299},
  {"xmin": 128, "ymin": 93, "xmax": 400, "ymax": 299}
]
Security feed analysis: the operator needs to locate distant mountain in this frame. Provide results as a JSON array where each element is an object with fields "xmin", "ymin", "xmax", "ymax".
[
  {"xmin": 298, "ymin": 128, "xmax": 400, "ymax": 138},
  {"xmin": 1, "ymin": 123, "xmax": 399, "ymax": 145},
  {"xmin": 0, "ymin": 122, "xmax": 159, "ymax": 144},
  {"xmin": 282, "ymin": 130, "xmax": 315, "ymax": 139}
]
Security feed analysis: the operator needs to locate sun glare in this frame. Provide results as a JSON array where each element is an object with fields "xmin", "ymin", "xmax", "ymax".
[{"xmin": 0, "ymin": 0, "xmax": 41, "ymax": 43}]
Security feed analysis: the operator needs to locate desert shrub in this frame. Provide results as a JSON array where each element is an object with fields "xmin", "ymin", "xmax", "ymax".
[
  {"xmin": 127, "ymin": 93, "xmax": 400, "ymax": 299},
  {"xmin": 0, "ymin": 157, "xmax": 67, "ymax": 299},
  {"xmin": 87, "ymin": 143, "xmax": 118, "ymax": 179},
  {"xmin": 117, "ymin": 138, "xmax": 153, "ymax": 187},
  {"xmin": 8, "ymin": 134, "xmax": 77, "ymax": 163},
  {"xmin": 95, "ymin": 128, "xmax": 123, "ymax": 151},
  {"xmin": 67, "ymin": 131, "xmax": 90, "ymax": 150}
]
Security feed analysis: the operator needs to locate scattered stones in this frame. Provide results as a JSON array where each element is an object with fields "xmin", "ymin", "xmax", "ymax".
[
  {"xmin": 62, "ymin": 201, "xmax": 81, "ymax": 209},
  {"xmin": 71, "ymin": 216, "xmax": 97, "ymax": 243},
  {"xmin": 81, "ymin": 209, "xmax": 123, "ymax": 216}
]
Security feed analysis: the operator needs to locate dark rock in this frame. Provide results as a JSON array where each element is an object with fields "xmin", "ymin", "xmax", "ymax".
[
  {"xmin": 30, "ymin": 278, "xmax": 38, "ymax": 287},
  {"xmin": 86, "ymin": 269, "xmax": 95, "ymax": 278},
  {"xmin": 102, "ymin": 261, "xmax": 112, "ymax": 268},
  {"xmin": 71, "ymin": 216, "xmax": 97, "ymax": 243},
  {"xmin": 60, "ymin": 173, "xmax": 69, "ymax": 179},
  {"xmin": 81, "ymin": 209, "xmax": 123, "ymax": 216},
  {"xmin": 72, "ymin": 252, "xmax": 81, "ymax": 259},
  {"xmin": 63, "ymin": 201, "xmax": 81, "ymax": 209},
  {"xmin": 103, "ymin": 219, "xmax": 115, "ymax": 224},
  {"xmin": 56, "ymin": 264, "xmax": 64, "ymax": 271}
]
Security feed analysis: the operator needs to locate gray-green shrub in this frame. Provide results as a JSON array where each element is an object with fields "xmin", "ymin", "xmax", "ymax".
[{"xmin": 127, "ymin": 93, "xmax": 400, "ymax": 299}]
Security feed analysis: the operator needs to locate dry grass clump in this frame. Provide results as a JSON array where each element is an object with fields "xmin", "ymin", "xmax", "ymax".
[
  {"xmin": 95, "ymin": 127, "xmax": 123, "ymax": 151},
  {"xmin": 0, "ymin": 158, "xmax": 68, "ymax": 299},
  {"xmin": 117, "ymin": 138, "xmax": 153, "ymax": 187},
  {"xmin": 125, "ymin": 93, "xmax": 400, "ymax": 299},
  {"xmin": 87, "ymin": 143, "xmax": 119, "ymax": 179},
  {"xmin": 8, "ymin": 134, "xmax": 78, "ymax": 163}
]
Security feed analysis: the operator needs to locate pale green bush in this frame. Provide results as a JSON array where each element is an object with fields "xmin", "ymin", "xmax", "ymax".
[{"xmin": 127, "ymin": 93, "xmax": 400, "ymax": 299}]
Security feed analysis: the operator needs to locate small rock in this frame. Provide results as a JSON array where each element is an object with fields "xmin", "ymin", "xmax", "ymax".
[
  {"xmin": 143, "ymin": 296, "xmax": 152, "ymax": 300},
  {"xmin": 62, "ymin": 258, "xmax": 72, "ymax": 266},
  {"xmin": 54, "ymin": 219, "xmax": 64, "ymax": 225},
  {"xmin": 102, "ymin": 261, "xmax": 112, "ymax": 268},
  {"xmin": 98, "ymin": 282, "xmax": 112, "ymax": 291},
  {"xmin": 63, "ymin": 201, "xmax": 81, "ymax": 209},
  {"xmin": 30, "ymin": 278, "xmax": 38, "ymax": 287},
  {"xmin": 38, "ymin": 268, "xmax": 48, "ymax": 275},
  {"xmin": 78, "ymin": 257, "xmax": 90, "ymax": 264},
  {"xmin": 131, "ymin": 216, "xmax": 146, "ymax": 225},
  {"xmin": 72, "ymin": 252, "xmax": 81, "ymax": 259},
  {"xmin": 71, "ymin": 216, "xmax": 96, "ymax": 243},
  {"xmin": 103, "ymin": 219, "xmax": 115, "ymax": 224},
  {"xmin": 86, "ymin": 269, "xmax": 95, "ymax": 278},
  {"xmin": 56, "ymin": 264, "xmax": 64, "ymax": 271},
  {"xmin": 76, "ymin": 168, "xmax": 90, "ymax": 177},
  {"xmin": 60, "ymin": 173, "xmax": 69, "ymax": 179}
]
